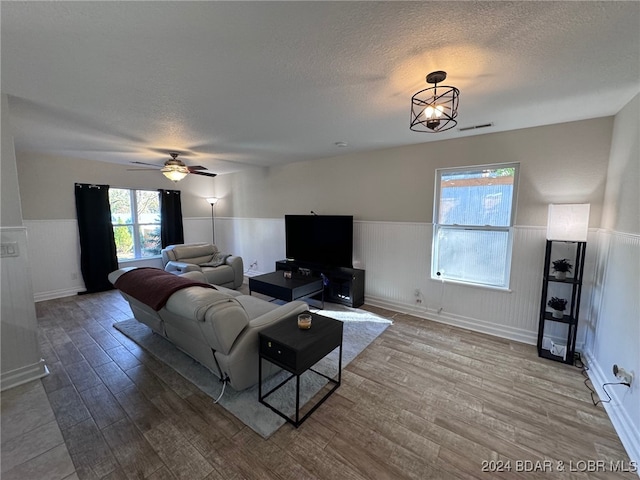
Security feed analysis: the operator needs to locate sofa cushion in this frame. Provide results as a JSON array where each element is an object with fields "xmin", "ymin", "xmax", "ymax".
[
  {"xmin": 165, "ymin": 287, "xmax": 235, "ymax": 322},
  {"xmin": 199, "ymin": 252, "xmax": 231, "ymax": 267},
  {"xmin": 163, "ymin": 286, "xmax": 251, "ymax": 355},
  {"xmin": 171, "ymin": 244, "xmax": 218, "ymax": 265},
  {"xmin": 201, "ymin": 265, "xmax": 235, "ymax": 286},
  {"xmin": 179, "ymin": 269, "xmax": 241, "ymax": 295},
  {"xmin": 177, "ymin": 271, "xmax": 209, "ymax": 283},
  {"xmin": 234, "ymin": 295, "xmax": 280, "ymax": 319},
  {"xmin": 199, "ymin": 301, "xmax": 252, "ymax": 355}
]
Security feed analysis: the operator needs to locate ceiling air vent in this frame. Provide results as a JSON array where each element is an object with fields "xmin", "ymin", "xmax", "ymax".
[{"xmin": 459, "ymin": 123, "xmax": 494, "ymax": 132}]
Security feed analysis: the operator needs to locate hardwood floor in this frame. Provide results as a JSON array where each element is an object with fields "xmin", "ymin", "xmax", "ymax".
[{"xmin": 9, "ymin": 290, "xmax": 636, "ymax": 479}]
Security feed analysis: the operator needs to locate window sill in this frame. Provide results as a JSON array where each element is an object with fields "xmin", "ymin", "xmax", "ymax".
[
  {"xmin": 431, "ymin": 277, "xmax": 513, "ymax": 293},
  {"xmin": 118, "ymin": 256, "xmax": 162, "ymax": 264}
]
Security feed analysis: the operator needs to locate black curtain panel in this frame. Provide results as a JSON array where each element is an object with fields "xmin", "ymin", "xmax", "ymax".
[
  {"xmin": 74, "ymin": 183, "xmax": 119, "ymax": 294},
  {"xmin": 159, "ymin": 189, "xmax": 184, "ymax": 248}
]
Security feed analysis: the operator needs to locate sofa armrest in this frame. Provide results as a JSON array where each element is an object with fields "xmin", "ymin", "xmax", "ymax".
[
  {"xmin": 165, "ymin": 261, "xmax": 201, "ymax": 274},
  {"xmin": 225, "ymin": 255, "xmax": 244, "ymax": 289},
  {"xmin": 108, "ymin": 267, "xmax": 138, "ymax": 285}
]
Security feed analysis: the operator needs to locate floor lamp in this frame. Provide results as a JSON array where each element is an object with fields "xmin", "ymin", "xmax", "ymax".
[{"xmin": 206, "ymin": 197, "xmax": 218, "ymax": 244}]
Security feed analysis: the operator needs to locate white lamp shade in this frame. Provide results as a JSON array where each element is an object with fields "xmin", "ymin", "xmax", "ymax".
[
  {"xmin": 206, "ymin": 197, "xmax": 218, "ymax": 205},
  {"xmin": 546, "ymin": 204, "xmax": 590, "ymax": 242}
]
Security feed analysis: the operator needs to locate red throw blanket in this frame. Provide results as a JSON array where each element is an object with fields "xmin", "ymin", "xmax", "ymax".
[{"xmin": 114, "ymin": 268, "xmax": 216, "ymax": 311}]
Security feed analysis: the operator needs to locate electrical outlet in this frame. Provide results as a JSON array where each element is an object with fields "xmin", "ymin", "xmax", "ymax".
[
  {"xmin": 414, "ymin": 289, "xmax": 423, "ymax": 305},
  {"xmin": 613, "ymin": 364, "xmax": 634, "ymax": 386},
  {"xmin": 0, "ymin": 242, "xmax": 19, "ymax": 257},
  {"xmin": 249, "ymin": 260, "xmax": 258, "ymax": 269}
]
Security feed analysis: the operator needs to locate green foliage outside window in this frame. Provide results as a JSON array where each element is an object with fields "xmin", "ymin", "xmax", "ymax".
[
  {"xmin": 113, "ymin": 225, "xmax": 134, "ymax": 259},
  {"xmin": 109, "ymin": 188, "xmax": 161, "ymax": 259}
]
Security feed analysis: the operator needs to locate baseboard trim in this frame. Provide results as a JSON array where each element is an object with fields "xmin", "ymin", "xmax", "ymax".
[
  {"xmin": 582, "ymin": 350, "xmax": 640, "ymax": 468},
  {"xmin": 1, "ymin": 359, "xmax": 49, "ymax": 392},
  {"xmin": 365, "ymin": 295, "xmax": 537, "ymax": 345},
  {"xmin": 34, "ymin": 287, "xmax": 82, "ymax": 302}
]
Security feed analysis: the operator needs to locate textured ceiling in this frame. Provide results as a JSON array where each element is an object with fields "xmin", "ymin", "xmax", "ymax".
[{"xmin": 2, "ymin": 1, "xmax": 639, "ymax": 175}]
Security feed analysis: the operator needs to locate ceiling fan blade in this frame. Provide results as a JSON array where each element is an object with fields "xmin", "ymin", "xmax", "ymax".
[
  {"xmin": 191, "ymin": 171, "xmax": 217, "ymax": 178},
  {"xmin": 130, "ymin": 161, "xmax": 162, "ymax": 168},
  {"xmin": 126, "ymin": 168, "xmax": 158, "ymax": 171},
  {"xmin": 187, "ymin": 165, "xmax": 207, "ymax": 171}
]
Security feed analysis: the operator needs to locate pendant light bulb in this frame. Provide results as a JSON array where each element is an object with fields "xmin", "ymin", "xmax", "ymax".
[{"xmin": 424, "ymin": 105, "xmax": 444, "ymax": 119}]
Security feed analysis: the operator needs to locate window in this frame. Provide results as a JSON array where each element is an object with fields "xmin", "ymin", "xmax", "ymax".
[
  {"xmin": 108, "ymin": 188, "xmax": 161, "ymax": 260},
  {"xmin": 432, "ymin": 163, "xmax": 519, "ymax": 288}
]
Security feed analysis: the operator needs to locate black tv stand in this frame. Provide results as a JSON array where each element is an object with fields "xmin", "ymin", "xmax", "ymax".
[{"xmin": 275, "ymin": 260, "xmax": 365, "ymax": 308}]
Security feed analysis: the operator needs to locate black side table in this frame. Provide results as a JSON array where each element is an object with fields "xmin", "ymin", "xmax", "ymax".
[{"xmin": 258, "ymin": 311, "xmax": 343, "ymax": 427}]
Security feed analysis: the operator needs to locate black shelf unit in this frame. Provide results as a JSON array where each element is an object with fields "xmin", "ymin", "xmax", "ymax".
[
  {"xmin": 276, "ymin": 260, "xmax": 365, "ymax": 308},
  {"xmin": 536, "ymin": 240, "xmax": 586, "ymax": 364}
]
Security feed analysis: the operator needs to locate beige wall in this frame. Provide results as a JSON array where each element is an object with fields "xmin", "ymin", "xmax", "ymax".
[
  {"xmin": 1, "ymin": 94, "xmax": 23, "ymax": 227},
  {"xmin": 17, "ymin": 117, "xmax": 613, "ymax": 227},
  {"xmin": 601, "ymin": 93, "xmax": 640, "ymax": 234},
  {"xmin": 215, "ymin": 118, "xmax": 614, "ymax": 227},
  {"xmin": 17, "ymin": 154, "xmax": 219, "ymax": 220}
]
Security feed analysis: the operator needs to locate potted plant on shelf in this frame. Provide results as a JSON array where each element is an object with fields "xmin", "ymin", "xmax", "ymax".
[
  {"xmin": 551, "ymin": 258, "xmax": 573, "ymax": 280},
  {"xmin": 547, "ymin": 297, "xmax": 568, "ymax": 319}
]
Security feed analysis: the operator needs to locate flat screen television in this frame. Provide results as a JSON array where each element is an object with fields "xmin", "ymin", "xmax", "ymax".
[{"xmin": 285, "ymin": 215, "xmax": 353, "ymax": 268}]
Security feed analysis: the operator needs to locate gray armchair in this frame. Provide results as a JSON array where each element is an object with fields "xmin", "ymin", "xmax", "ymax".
[{"xmin": 161, "ymin": 243, "xmax": 244, "ymax": 289}]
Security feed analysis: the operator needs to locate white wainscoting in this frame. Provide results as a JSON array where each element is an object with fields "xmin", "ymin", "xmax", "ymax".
[
  {"xmin": 1, "ymin": 226, "xmax": 48, "ymax": 390},
  {"xmin": 212, "ymin": 217, "xmax": 286, "ymax": 277},
  {"xmin": 24, "ymin": 220, "xmax": 85, "ymax": 301},
  {"xmin": 583, "ymin": 230, "xmax": 640, "ymax": 466},
  {"xmin": 26, "ymin": 217, "xmax": 599, "ymax": 347},
  {"xmin": 212, "ymin": 217, "xmax": 602, "ymax": 346},
  {"xmin": 357, "ymin": 222, "xmax": 551, "ymax": 345}
]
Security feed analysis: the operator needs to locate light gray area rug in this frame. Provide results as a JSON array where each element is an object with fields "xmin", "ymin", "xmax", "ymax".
[{"xmin": 113, "ymin": 307, "xmax": 391, "ymax": 438}]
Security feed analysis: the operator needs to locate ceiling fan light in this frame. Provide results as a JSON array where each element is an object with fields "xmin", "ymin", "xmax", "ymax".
[{"xmin": 162, "ymin": 165, "xmax": 189, "ymax": 182}]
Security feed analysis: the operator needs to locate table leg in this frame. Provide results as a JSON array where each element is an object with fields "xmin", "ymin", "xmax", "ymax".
[
  {"xmin": 295, "ymin": 374, "xmax": 300, "ymax": 425},
  {"xmin": 338, "ymin": 342, "xmax": 342, "ymax": 384},
  {"xmin": 258, "ymin": 355, "xmax": 262, "ymax": 400}
]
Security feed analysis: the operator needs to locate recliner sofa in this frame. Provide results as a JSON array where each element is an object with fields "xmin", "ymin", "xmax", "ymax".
[
  {"xmin": 109, "ymin": 267, "xmax": 308, "ymax": 391},
  {"xmin": 161, "ymin": 242, "xmax": 243, "ymax": 289}
]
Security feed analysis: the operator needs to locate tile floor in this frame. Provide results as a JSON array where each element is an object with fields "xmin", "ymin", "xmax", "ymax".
[
  {"xmin": 2, "ymin": 288, "xmax": 635, "ymax": 479},
  {"xmin": 1, "ymin": 379, "xmax": 77, "ymax": 480}
]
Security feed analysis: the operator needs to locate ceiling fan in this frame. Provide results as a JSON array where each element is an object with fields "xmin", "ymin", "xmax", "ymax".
[{"xmin": 129, "ymin": 152, "xmax": 217, "ymax": 182}]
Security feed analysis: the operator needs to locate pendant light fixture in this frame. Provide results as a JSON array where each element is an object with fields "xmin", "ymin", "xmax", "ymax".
[{"xmin": 410, "ymin": 71, "xmax": 459, "ymax": 133}]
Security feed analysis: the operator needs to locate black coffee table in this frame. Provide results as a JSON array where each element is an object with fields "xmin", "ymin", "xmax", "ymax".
[
  {"xmin": 249, "ymin": 271, "xmax": 324, "ymax": 308},
  {"xmin": 258, "ymin": 311, "xmax": 343, "ymax": 427}
]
